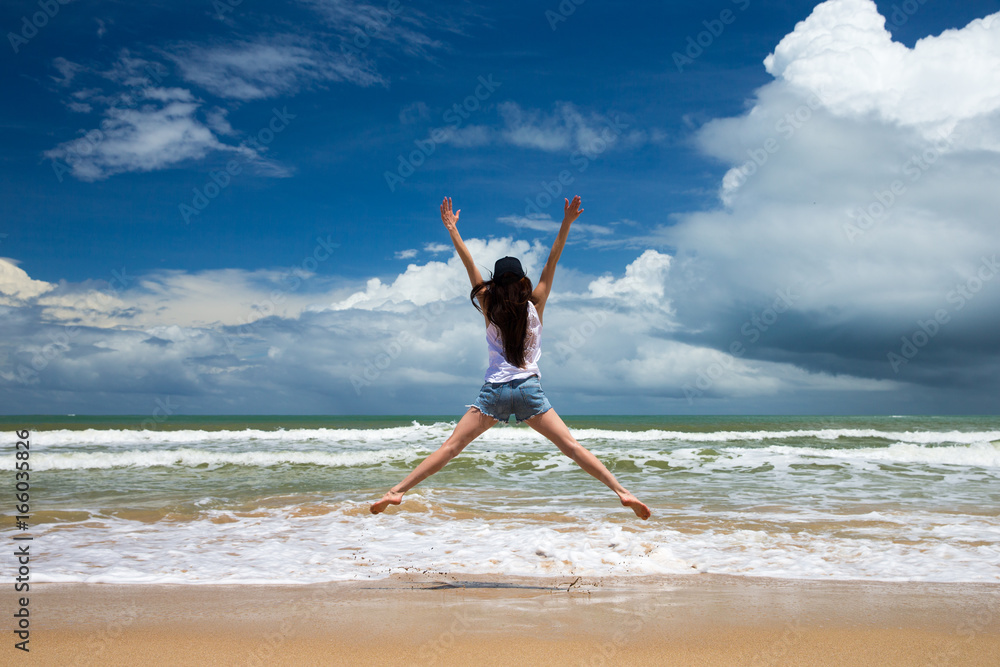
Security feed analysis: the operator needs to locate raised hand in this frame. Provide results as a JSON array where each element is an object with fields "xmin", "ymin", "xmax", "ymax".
[
  {"xmin": 441, "ymin": 196, "xmax": 460, "ymax": 231},
  {"xmin": 563, "ymin": 195, "xmax": 584, "ymax": 225}
]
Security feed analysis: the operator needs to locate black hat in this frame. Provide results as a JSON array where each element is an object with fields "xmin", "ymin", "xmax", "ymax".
[{"xmin": 493, "ymin": 256, "xmax": 525, "ymax": 285}]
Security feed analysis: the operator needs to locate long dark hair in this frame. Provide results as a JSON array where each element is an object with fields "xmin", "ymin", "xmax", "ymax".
[{"xmin": 471, "ymin": 274, "xmax": 534, "ymax": 368}]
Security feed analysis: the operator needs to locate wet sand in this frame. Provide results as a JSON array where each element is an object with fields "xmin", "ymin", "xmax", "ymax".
[{"xmin": 24, "ymin": 573, "xmax": 1000, "ymax": 666}]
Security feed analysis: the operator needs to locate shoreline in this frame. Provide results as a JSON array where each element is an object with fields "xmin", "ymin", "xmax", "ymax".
[{"xmin": 26, "ymin": 573, "xmax": 1000, "ymax": 666}]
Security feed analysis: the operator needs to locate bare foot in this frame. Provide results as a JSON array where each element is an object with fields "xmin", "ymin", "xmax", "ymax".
[
  {"xmin": 618, "ymin": 491, "xmax": 651, "ymax": 520},
  {"xmin": 370, "ymin": 490, "xmax": 403, "ymax": 514}
]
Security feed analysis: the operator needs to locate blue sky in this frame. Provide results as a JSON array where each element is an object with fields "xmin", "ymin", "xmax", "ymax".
[{"xmin": 2, "ymin": 0, "xmax": 1000, "ymax": 415}]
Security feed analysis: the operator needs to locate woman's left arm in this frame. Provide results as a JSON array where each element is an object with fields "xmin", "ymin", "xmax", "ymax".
[
  {"xmin": 531, "ymin": 195, "xmax": 583, "ymax": 322},
  {"xmin": 441, "ymin": 196, "xmax": 484, "ymax": 289}
]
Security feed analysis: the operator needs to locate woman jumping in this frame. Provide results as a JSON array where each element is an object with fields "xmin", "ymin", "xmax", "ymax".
[{"xmin": 370, "ymin": 195, "xmax": 651, "ymax": 520}]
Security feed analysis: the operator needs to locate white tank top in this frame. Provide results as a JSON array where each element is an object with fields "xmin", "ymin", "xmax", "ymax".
[{"xmin": 484, "ymin": 300, "xmax": 542, "ymax": 383}]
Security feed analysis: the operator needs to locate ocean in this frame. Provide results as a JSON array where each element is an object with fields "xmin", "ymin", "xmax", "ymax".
[{"xmin": 5, "ymin": 415, "xmax": 999, "ymax": 585}]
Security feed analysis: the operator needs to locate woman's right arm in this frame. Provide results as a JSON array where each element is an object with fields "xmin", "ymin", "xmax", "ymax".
[
  {"xmin": 532, "ymin": 195, "xmax": 583, "ymax": 322},
  {"xmin": 441, "ymin": 197, "xmax": 488, "ymax": 319},
  {"xmin": 441, "ymin": 196, "xmax": 483, "ymax": 288}
]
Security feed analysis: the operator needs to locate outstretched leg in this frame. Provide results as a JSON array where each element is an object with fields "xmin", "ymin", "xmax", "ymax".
[
  {"xmin": 370, "ymin": 407, "xmax": 498, "ymax": 514},
  {"xmin": 524, "ymin": 408, "xmax": 651, "ymax": 520}
]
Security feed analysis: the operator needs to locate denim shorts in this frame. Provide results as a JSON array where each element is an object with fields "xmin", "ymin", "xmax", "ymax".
[{"xmin": 467, "ymin": 375, "xmax": 552, "ymax": 424}]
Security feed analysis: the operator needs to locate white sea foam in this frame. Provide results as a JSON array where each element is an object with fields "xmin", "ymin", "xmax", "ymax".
[
  {"xmin": 572, "ymin": 427, "xmax": 1000, "ymax": 445},
  {"xmin": 18, "ymin": 493, "xmax": 1000, "ymax": 584},
  {"xmin": 31, "ymin": 446, "xmax": 422, "ymax": 471},
  {"xmin": 761, "ymin": 441, "xmax": 1000, "ymax": 468},
  {"xmin": 11, "ymin": 425, "xmax": 1000, "ymax": 448},
  {"xmin": 10, "ymin": 424, "xmax": 442, "ymax": 448},
  {"xmin": 32, "ymin": 440, "xmax": 1000, "ymax": 471},
  {"xmin": 657, "ymin": 441, "xmax": 1000, "ymax": 471}
]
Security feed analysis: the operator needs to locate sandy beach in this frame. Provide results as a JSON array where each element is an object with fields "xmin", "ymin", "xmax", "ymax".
[{"xmin": 23, "ymin": 573, "xmax": 1000, "ymax": 666}]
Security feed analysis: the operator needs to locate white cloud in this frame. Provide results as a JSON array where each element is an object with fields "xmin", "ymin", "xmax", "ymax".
[
  {"xmin": 167, "ymin": 36, "xmax": 382, "ymax": 101},
  {"xmin": 498, "ymin": 214, "xmax": 561, "ymax": 233},
  {"xmin": 204, "ymin": 107, "xmax": 235, "ymax": 136},
  {"xmin": 497, "ymin": 101, "xmax": 631, "ymax": 154},
  {"xmin": 302, "ymin": 0, "xmax": 446, "ymax": 59},
  {"xmin": 44, "ymin": 87, "xmax": 240, "ymax": 181},
  {"xmin": 414, "ymin": 101, "xmax": 645, "ymax": 154},
  {"xmin": 5, "ymin": 266, "xmax": 343, "ymax": 330},
  {"xmin": 651, "ymin": 0, "xmax": 1000, "ymax": 389},
  {"xmin": 34, "ymin": 290, "xmax": 128, "ymax": 328},
  {"xmin": 606, "ymin": 338, "xmax": 895, "ymax": 398},
  {"xmin": 42, "ymin": 51, "xmax": 297, "ymax": 181},
  {"xmin": 51, "ymin": 57, "xmax": 83, "ymax": 86},
  {"xmin": 423, "ymin": 243, "xmax": 451, "ymax": 254},
  {"xmin": 496, "ymin": 214, "xmax": 613, "ymax": 237},
  {"xmin": 498, "ymin": 101, "xmax": 569, "ymax": 151},
  {"xmin": 434, "ymin": 125, "xmax": 493, "ymax": 147},
  {"xmin": 399, "ymin": 101, "xmax": 430, "ymax": 124},
  {"xmin": 394, "ymin": 249, "xmax": 418, "ymax": 260},
  {"xmin": 588, "ymin": 250, "xmax": 673, "ymax": 308},
  {"xmin": 323, "ymin": 238, "xmax": 546, "ymax": 311},
  {"xmin": 764, "ymin": 0, "xmax": 1000, "ymax": 140},
  {"xmin": 40, "ymin": 2, "xmax": 459, "ymax": 182},
  {"xmin": 416, "ymin": 101, "xmax": 643, "ymax": 154},
  {"xmin": 65, "ymin": 101, "xmax": 92, "ymax": 113},
  {"xmin": 100, "ymin": 51, "xmax": 162, "ymax": 87},
  {"xmin": 0, "ymin": 259, "xmax": 55, "ymax": 304},
  {"xmin": 123, "ymin": 268, "xmax": 345, "ymax": 328}
]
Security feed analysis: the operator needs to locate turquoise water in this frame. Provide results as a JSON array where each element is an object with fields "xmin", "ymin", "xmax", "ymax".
[{"xmin": 5, "ymin": 415, "xmax": 1000, "ymax": 584}]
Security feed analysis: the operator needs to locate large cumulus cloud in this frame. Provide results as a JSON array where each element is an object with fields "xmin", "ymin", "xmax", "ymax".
[{"xmin": 655, "ymin": 0, "xmax": 1000, "ymax": 400}]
